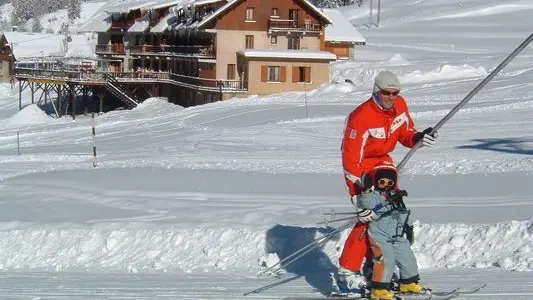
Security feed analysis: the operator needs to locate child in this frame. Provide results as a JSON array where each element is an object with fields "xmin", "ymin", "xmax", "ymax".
[{"xmin": 357, "ymin": 164, "xmax": 427, "ymax": 300}]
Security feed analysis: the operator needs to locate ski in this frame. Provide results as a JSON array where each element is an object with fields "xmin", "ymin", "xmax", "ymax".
[
  {"xmin": 432, "ymin": 283, "xmax": 486, "ymax": 296},
  {"xmin": 456, "ymin": 283, "xmax": 486, "ymax": 294},
  {"xmin": 397, "ymin": 293, "xmax": 458, "ymax": 300},
  {"xmin": 284, "ymin": 284, "xmax": 486, "ymax": 300},
  {"xmin": 284, "ymin": 294, "xmax": 458, "ymax": 300}
]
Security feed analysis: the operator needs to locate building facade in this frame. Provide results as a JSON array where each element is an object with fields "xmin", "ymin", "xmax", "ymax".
[{"xmin": 84, "ymin": 0, "xmax": 337, "ymax": 105}]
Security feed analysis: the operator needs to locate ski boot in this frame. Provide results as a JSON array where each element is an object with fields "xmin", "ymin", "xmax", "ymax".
[
  {"xmin": 370, "ymin": 288, "xmax": 394, "ymax": 300},
  {"xmin": 399, "ymin": 282, "xmax": 431, "ymax": 295},
  {"xmin": 330, "ymin": 267, "xmax": 368, "ymax": 297},
  {"xmin": 390, "ymin": 272, "xmax": 400, "ymax": 292}
]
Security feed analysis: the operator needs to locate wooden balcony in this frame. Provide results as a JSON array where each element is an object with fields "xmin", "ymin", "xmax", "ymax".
[
  {"xmin": 95, "ymin": 44, "xmax": 215, "ymax": 58},
  {"xmin": 268, "ymin": 19, "xmax": 322, "ymax": 33},
  {"xmin": 128, "ymin": 45, "xmax": 215, "ymax": 58},
  {"xmin": 13, "ymin": 67, "xmax": 246, "ymax": 92},
  {"xmin": 95, "ymin": 44, "xmax": 125, "ymax": 55}
]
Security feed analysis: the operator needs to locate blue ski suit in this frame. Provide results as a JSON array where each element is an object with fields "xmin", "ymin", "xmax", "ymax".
[{"xmin": 357, "ymin": 189, "xmax": 420, "ymax": 290}]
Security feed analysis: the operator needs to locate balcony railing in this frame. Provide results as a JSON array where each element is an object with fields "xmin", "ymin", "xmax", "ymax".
[
  {"xmin": 129, "ymin": 45, "xmax": 215, "ymax": 57},
  {"xmin": 268, "ymin": 19, "xmax": 321, "ymax": 32},
  {"xmin": 95, "ymin": 44, "xmax": 125, "ymax": 55},
  {"xmin": 13, "ymin": 67, "xmax": 246, "ymax": 92},
  {"xmin": 95, "ymin": 44, "xmax": 215, "ymax": 58}
]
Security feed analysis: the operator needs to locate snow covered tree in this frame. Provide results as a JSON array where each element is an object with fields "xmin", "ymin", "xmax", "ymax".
[
  {"xmin": 68, "ymin": 0, "xmax": 82, "ymax": 21},
  {"xmin": 11, "ymin": 0, "xmax": 81, "ymax": 28},
  {"xmin": 12, "ymin": 0, "xmax": 35, "ymax": 26},
  {"xmin": 310, "ymin": 0, "xmax": 364, "ymax": 8},
  {"xmin": 31, "ymin": 18, "xmax": 43, "ymax": 32}
]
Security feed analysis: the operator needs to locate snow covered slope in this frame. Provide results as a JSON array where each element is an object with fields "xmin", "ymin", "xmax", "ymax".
[{"xmin": 0, "ymin": 0, "xmax": 531, "ymax": 298}]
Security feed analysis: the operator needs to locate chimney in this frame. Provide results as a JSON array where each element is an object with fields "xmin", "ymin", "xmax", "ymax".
[{"xmin": 12, "ymin": 25, "xmax": 18, "ymax": 31}]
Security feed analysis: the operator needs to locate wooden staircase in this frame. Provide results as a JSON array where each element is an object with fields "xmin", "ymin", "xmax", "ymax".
[{"xmin": 102, "ymin": 73, "xmax": 139, "ymax": 108}]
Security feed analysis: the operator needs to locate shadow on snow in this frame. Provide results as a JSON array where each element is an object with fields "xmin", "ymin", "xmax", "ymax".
[
  {"xmin": 456, "ymin": 138, "xmax": 533, "ymax": 155},
  {"xmin": 264, "ymin": 224, "xmax": 342, "ymax": 295}
]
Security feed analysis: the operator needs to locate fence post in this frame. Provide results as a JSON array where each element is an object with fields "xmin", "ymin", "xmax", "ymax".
[
  {"xmin": 91, "ymin": 113, "xmax": 97, "ymax": 168},
  {"xmin": 17, "ymin": 131, "xmax": 20, "ymax": 156}
]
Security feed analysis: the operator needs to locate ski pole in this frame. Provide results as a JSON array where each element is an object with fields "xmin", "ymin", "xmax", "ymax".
[
  {"xmin": 323, "ymin": 212, "xmax": 358, "ymax": 216},
  {"xmin": 244, "ymin": 274, "xmax": 304, "ymax": 296},
  {"xmin": 259, "ymin": 219, "xmax": 356, "ymax": 276},
  {"xmin": 396, "ymin": 32, "xmax": 533, "ymax": 171},
  {"xmin": 317, "ymin": 215, "xmax": 358, "ymax": 225}
]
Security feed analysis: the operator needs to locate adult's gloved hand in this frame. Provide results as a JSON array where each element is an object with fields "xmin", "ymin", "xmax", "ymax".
[
  {"xmin": 355, "ymin": 172, "xmax": 373, "ymax": 193},
  {"xmin": 413, "ymin": 127, "xmax": 439, "ymax": 147}
]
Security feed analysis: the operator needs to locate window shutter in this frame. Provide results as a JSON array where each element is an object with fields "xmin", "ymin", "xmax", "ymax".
[
  {"xmin": 280, "ymin": 66, "xmax": 286, "ymax": 82},
  {"xmin": 304, "ymin": 67, "xmax": 311, "ymax": 82},
  {"xmin": 261, "ymin": 66, "xmax": 267, "ymax": 82},
  {"xmin": 292, "ymin": 67, "xmax": 299, "ymax": 83}
]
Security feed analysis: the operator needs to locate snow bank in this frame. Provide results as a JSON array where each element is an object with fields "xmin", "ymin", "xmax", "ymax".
[
  {"xmin": 402, "ymin": 64, "xmax": 488, "ymax": 85},
  {"xmin": 0, "ymin": 221, "xmax": 530, "ymax": 272},
  {"xmin": 1, "ymin": 104, "xmax": 63, "ymax": 129},
  {"xmin": 0, "ymin": 223, "xmax": 265, "ymax": 272},
  {"xmin": 327, "ymin": 61, "xmax": 486, "ymax": 96},
  {"xmin": 414, "ymin": 221, "xmax": 533, "ymax": 271},
  {"xmin": 425, "ymin": 4, "xmax": 533, "ymax": 20}
]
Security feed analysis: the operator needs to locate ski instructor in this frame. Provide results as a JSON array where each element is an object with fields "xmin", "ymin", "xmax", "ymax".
[{"xmin": 335, "ymin": 71, "xmax": 438, "ymax": 294}]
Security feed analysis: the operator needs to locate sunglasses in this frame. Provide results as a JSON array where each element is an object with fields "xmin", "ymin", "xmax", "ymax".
[
  {"xmin": 379, "ymin": 90, "xmax": 400, "ymax": 96},
  {"xmin": 377, "ymin": 178, "xmax": 395, "ymax": 189}
]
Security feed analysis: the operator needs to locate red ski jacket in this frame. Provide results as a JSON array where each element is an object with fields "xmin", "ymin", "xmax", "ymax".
[{"xmin": 342, "ymin": 95, "xmax": 418, "ymax": 196}]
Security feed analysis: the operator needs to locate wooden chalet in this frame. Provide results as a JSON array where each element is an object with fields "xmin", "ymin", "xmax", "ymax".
[{"xmin": 14, "ymin": 0, "xmax": 339, "ymax": 115}]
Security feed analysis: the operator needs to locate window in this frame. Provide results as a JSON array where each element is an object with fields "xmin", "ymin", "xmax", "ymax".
[
  {"xmin": 292, "ymin": 66, "xmax": 311, "ymax": 83},
  {"xmin": 270, "ymin": 35, "xmax": 278, "ymax": 45},
  {"xmin": 227, "ymin": 64, "xmax": 235, "ymax": 80},
  {"xmin": 268, "ymin": 66, "xmax": 280, "ymax": 82},
  {"xmin": 245, "ymin": 35, "xmax": 254, "ymax": 49},
  {"xmin": 289, "ymin": 9, "xmax": 299, "ymax": 22},
  {"xmin": 288, "ymin": 37, "xmax": 300, "ymax": 50},
  {"xmin": 271, "ymin": 8, "xmax": 279, "ymax": 17},
  {"xmin": 246, "ymin": 7, "xmax": 254, "ymax": 21},
  {"xmin": 262, "ymin": 66, "xmax": 286, "ymax": 82}
]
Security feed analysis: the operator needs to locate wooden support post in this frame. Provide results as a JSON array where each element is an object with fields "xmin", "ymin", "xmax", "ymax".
[
  {"xmin": 70, "ymin": 83, "xmax": 76, "ymax": 120},
  {"xmin": 83, "ymin": 87, "xmax": 89, "ymax": 116},
  {"xmin": 58, "ymin": 85, "xmax": 62, "ymax": 117},
  {"xmin": 30, "ymin": 82, "xmax": 34, "ymax": 104},
  {"xmin": 18, "ymin": 80, "xmax": 22, "ymax": 109},
  {"xmin": 98, "ymin": 92, "xmax": 104, "ymax": 114},
  {"xmin": 44, "ymin": 83, "xmax": 48, "ymax": 105}
]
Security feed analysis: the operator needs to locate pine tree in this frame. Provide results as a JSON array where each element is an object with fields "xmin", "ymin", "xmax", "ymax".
[
  {"xmin": 32, "ymin": 18, "xmax": 43, "ymax": 32},
  {"xmin": 12, "ymin": 0, "xmax": 33, "ymax": 26},
  {"xmin": 68, "ymin": 0, "xmax": 82, "ymax": 21},
  {"xmin": 310, "ymin": 0, "xmax": 363, "ymax": 8}
]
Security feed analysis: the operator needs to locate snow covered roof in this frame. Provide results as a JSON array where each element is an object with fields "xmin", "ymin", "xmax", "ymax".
[
  {"xmin": 322, "ymin": 8, "xmax": 366, "ymax": 44},
  {"xmin": 77, "ymin": 1, "xmax": 113, "ymax": 33},
  {"xmin": 66, "ymin": 35, "xmax": 96, "ymax": 58},
  {"xmin": 105, "ymin": 0, "xmax": 155, "ymax": 13},
  {"xmin": 151, "ymin": 13, "xmax": 177, "ymax": 33},
  {"xmin": 2, "ymin": 32, "xmax": 94, "ymax": 60},
  {"xmin": 198, "ymin": 0, "xmax": 332, "ymax": 29},
  {"xmin": 128, "ymin": 18, "xmax": 150, "ymax": 32},
  {"xmin": 238, "ymin": 49, "xmax": 337, "ymax": 60},
  {"xmin": 104, "ymin": 0, "xmax": 221, "ymax": 13}
]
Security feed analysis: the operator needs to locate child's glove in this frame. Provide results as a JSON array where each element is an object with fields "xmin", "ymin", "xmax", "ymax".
[
  {"xmin": 387, "ymin": 190, "xmax": 408, "ymax": 209},
  {"xmin": 405, "ymin": 224, "xmax": 414, "ymax": 245},
  {"xmin": 357, "ymin": 208, "xmax": 378, "ymax": 223}
]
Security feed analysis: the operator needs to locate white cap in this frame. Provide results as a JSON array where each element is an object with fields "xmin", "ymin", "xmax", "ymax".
[{"xmin": 373, "ymin": 71, "xmax": 400, "ymax": 94}]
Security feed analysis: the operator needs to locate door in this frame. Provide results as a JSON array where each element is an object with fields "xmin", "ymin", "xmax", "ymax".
[{"xmin": 289, "ymin": 9, "xmax": 299, "ymax": 27}]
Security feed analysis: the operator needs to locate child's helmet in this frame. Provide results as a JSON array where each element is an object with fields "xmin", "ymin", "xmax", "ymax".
[{"xmin": 371, "ymin": 162, "xmax": 398, "ymax": 191}]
